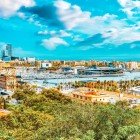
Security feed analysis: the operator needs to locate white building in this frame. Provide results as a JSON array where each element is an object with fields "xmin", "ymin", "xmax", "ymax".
[
  {"xmin": 73, "ymin": 66, "xmax": 85, "ymax": 74},
  {"xmin": 41, "ymin": 62, "xmax": 52, "ymax": 68},
  {"xmin": 126, "ymin": 62, "xmax": 138, "ymax": 70},
  {"xmin": 27, "ymin": 57, "xmax": 36, "ymax": 63},
  {"xmin": 129, "ymin": 86, "xmax": 140, "ymax": 95}
]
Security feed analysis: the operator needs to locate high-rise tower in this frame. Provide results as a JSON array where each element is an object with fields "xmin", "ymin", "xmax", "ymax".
[
  {"xmin": 5, "ymin": 44, "xmax": 12, "ymax": 57},
  {"xmin": 2, "ymin": 44, "xmax": 13, "ymax": 61}
]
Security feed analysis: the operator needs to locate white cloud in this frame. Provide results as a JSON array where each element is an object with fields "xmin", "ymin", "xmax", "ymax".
[
  {"xmin": 53, "ymin": 0, "xmax": 140, "ymax": 46},
  {"xmin": 54, "ymin": 0, "xmax": 91, "ymax": 30},
  {"xmin": 38, "ymin": 29, "xmax": 71, "ymax": 37},
  {"xmin": 28, "ymin": 15, "xmax": 42, "ymax": 27},
  {"xmin": 0, "ymin": 0, "xmax": 35, "ymax": 18},
  {"xmin": 38, "ymin": 30, "xmax": 48, "ymax": 35},
  {"xmin": 41, "ymin": 37, "xmax": 68, "ymax": 50},
  {"xmin": 59, "ymin": 30, "xmax": 71, "ymax": 37},
  {"xmin": 102, "ymin": 22, "xmax": 140, "ymax": 45},
  {"xmin": 118, "ymin": 0, "xmax": 140, "ymax": 16},
  {"xmin": 75, "ymin": 13, "xmax": 140, "ymax": 47},
  {"xmin": 49, "ymin": 30, "xmax": 71, "ymax": 37},
  {"xmin": 16, "ymin": 12, "xmax": 26, "ymax": 19},
  {"xmin": 13, "ymin": 47, "xmax": 34, "ymax": 56},
  {"xmin": 77, "ymin": 14, "xmax": 123, "ymax": 35},
  {"xmin": 73, "ymin": 35, "xmax": 83, "ymax": 41}
]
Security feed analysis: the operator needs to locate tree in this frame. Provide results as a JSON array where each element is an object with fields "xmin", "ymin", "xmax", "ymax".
[{"xmin": 0, "ymin": 88, "xmax": 139, "ymax": 140}]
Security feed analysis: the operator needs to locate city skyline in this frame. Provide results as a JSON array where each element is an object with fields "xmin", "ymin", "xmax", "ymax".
[{"xmin": 0, "ymin": 0, "xmax": 140, "ymax": 60}]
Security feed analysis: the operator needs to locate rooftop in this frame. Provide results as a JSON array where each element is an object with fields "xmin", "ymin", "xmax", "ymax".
[{"xmin": 0, "ymin": 109, "xmax": 10, "ymax": 117}]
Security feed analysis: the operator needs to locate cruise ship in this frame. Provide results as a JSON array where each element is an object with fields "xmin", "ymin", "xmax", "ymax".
[{"xmin": 77, "ymin": 67, "xmax": 124, "ymax": 77}]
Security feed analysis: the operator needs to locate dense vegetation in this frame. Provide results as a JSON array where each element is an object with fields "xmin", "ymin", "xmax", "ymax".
[
  {"xmin": 82, "ymin": 80, "xmax": 140, "ymax": 92},
  {"xmin": 0, "ymin": 86, "xmax": 140, "ymax": 140}
]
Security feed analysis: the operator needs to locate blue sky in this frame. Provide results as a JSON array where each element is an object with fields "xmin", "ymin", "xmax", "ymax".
[{"xmin": 0, "ymin": 0, "xmax": 140, "ymax": 60}]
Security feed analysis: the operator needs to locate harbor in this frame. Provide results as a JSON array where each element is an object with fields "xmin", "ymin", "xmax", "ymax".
[{"xmin": 23, "ymin": 71, "xmax": 140, "ymax": 88}]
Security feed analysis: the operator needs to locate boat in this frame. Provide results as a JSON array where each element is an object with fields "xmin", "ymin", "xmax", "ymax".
[
  {"xmin": 43, "ymin": 79, "xmax": 48, "ymax": 84},
  {"xmin": 134, "ymin": 77, "xmax": 140, "ymax": 80}
]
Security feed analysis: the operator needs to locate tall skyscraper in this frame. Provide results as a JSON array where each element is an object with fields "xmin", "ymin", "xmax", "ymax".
[
  {"xmin": 2, "ymin": 44, "xmax": 13, "ymax": 61},
  {"xmin": 5, "ymin": 44, "xmax": 12, "ymax": 57}
]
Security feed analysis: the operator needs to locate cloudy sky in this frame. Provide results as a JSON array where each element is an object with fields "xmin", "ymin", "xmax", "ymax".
[{"xmin": 0, "ymin": 0, "xmax": 140, "ymax": 60}]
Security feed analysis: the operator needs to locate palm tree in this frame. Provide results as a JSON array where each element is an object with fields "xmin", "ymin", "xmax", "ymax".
[{"xmin": 0, "ymin": 97, "xmax": 6, "ymax": 109}]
